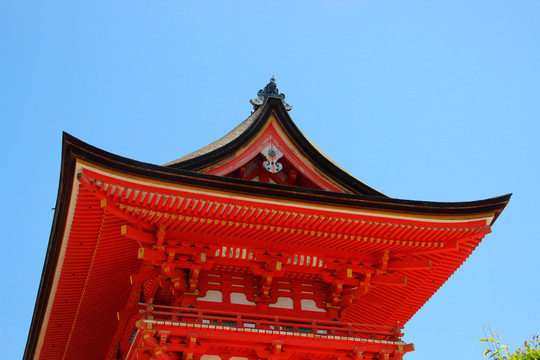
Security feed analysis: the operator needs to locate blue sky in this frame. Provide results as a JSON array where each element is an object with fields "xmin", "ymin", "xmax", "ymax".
[{"xmin": 1, "ymin": 1, "xmax": 539, "ymax": 359}]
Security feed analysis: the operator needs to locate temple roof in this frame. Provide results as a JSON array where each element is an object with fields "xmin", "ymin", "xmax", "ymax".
[
  {"xmin": 165, "ymin": 105, "xmax": 264, "ymax": 166},
  {"xmin": 165, "ymin": 92, "xmax": 389, "ymax": 196},
  {"xmin": 25, "ymin": 80, "xmax": 511, "ymax": 359},
  {"xmin": 60, "ymin": 132, "xmax": 511, "ymax": 218}
]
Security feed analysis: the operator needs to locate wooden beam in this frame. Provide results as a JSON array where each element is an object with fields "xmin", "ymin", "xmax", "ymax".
[
  {"xmin": 131, "ymin": 269, "xmax": 161, "ymax": 284},
  {"xmin": 165, "ymin": 231, "xmax": 378, "ymax": 265},
  {"xmin": 122, "ymin": 225, "xmax": 155, "ymax": 245},
  {"xmin": 138, "ymin": 248, "xmax": 166, "ymax": 262},
  {"xmin": 117, "ymin": 306, "xmax": 141, "ymax": 321},
  {"xmin": 387, "ymin": 259, "xmax": 431, "ymax": 271}
]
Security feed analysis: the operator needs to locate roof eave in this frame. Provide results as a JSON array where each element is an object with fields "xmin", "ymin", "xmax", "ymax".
[
  {"xmin": 64, "ymin": 132, "xmax": 511, "ymax": 218},
  {"xmin": 24, "ymin": 133, "xmax": 79, "ymax": 360}
]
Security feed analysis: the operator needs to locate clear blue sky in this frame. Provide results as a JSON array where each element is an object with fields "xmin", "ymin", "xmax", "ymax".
[{"xmin": 1, "ymin": 1, "xmax": 539, "ymax": 359}]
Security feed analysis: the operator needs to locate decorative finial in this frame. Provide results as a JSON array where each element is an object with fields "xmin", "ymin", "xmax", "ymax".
[{"xmin": 250, "ymin": 77, "xmax": 292, "ymax": 111}]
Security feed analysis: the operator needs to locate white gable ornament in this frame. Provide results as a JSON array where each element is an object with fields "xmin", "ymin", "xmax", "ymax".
[{"xmin": 261, "ymin": 144, "xmax": 283, "ymax": 174}]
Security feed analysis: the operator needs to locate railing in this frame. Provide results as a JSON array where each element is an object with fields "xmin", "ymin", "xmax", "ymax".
[{"xmin": 139, "ymin": 303, "xmax": 402, "ymax": 341}]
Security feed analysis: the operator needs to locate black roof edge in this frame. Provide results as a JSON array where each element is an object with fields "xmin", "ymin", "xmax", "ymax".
[
  {"xmin": 166, "ymin": 97, "xmax": 388, "ymax": 197},
  {"xmin": 62, "ymin": 132, "xmax": 511, "ymax": 218},
  {"xmin": 24, "ymin": 132, "xmax": 79, "ymax": 359}
]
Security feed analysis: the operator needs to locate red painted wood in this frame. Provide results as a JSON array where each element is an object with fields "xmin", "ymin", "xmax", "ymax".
[
  {"xmin": 204, "ymin": 122, "xmax": 346, "ymax": 192},
  {"xmin": 37, "ymin": 168, "xmax": 491, "ymax": 359}
]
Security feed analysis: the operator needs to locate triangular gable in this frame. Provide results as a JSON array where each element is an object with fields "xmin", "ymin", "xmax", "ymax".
[
  {"xmin": 167, "ymin": 97, "xmax": 386, "ymax": 196},
  {"xmin": 204, "ymin": 112, "xmax": 347, "ymax": 192}
]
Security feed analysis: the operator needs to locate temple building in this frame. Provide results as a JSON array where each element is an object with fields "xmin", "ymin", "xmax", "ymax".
[{"xmin": 25, "ymin": 78, "xmax": 510, "ymax": 359}]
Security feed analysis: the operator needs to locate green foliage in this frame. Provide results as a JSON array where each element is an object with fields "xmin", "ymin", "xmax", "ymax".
[{"xmin": 480, "ymin": 327, "xmax": 540, "ymax": 360}]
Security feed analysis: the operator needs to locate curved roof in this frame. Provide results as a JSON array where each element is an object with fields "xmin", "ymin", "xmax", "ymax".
[
  {"xmin": 165, "ymin": 105, "xmax": 264, "ymax": 165},
  {"xmin": 58, "ymin": 133, "xmax": 512, "ymax": 219},
  {"xmin": 25, "ymin": 104, "xmax": 511, "ymax": 359},
  {"xmin": 165, "ymin": 97, "xmax": 388, "ymax": 197}
]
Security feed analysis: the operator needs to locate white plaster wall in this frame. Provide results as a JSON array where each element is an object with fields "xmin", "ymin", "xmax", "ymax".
[
  {"xmin": 268, "ymin": 297, "xmax": 294, "ymax": 309},
  {"xmin": 197, "ymin": 290, "xmax": 223, "ymax": 302},
  {"xmin": 230, "ymin": 292, "xmax": 256, "ymax": 305},
  {"xmin": 300, "ymin": 299, "xmax": 326, "ymax": 312}
]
